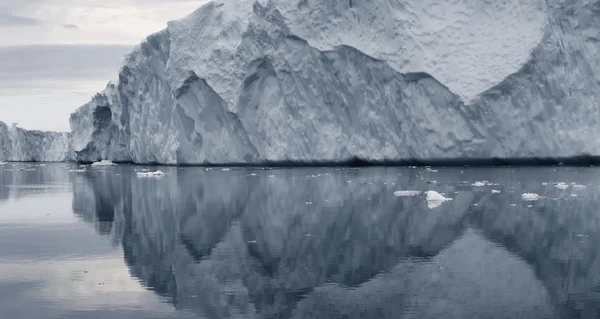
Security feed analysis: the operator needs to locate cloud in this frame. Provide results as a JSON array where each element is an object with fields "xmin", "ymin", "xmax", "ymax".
[
  {"xmin": 0, "ymin": 12, "xmax": 42, "ymax": 26},
  {"xmin": 0, "ymin": 44, "xmax": 134, "ymax": 131},
  {"xmin": 0, "ymin": 0, "xmax": 210, "ymax": 45},
  {"xmin": 0, "ymin": 44, "xmax": 132, "ymax": 83},
  {"xmin": 62, "ymin": 23, "xmax": 79, "ymax": 29}
]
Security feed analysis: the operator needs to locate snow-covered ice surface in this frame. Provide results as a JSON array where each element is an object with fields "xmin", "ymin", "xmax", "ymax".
[
  {"xmin": 67, "ymin": 0, "xmax": 600, "ymax": 165},
  {"xmin": 0, "ymin": 121, "xmax": 72, "ymax": 162}
]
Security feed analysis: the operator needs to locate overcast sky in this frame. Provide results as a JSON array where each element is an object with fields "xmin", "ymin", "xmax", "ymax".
[{"xmin": 0, "ymin": 0, "xmax": 208, "ymax": 131}]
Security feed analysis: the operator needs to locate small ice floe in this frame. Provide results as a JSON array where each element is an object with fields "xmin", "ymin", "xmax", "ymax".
[
  {"xmin": 542, "ymin": 182, "xmax": 548, "ymax": 186},
  {"xmin": 137, "ymin": 170, "xmax": 165, "ymax": 177},
  {"xmin": 306, "ymin": 202, "xmax": 313, "ymax": 205},
  {"xmin": 426, "ymin": 168, "xmax": 438, "ymax": 173},
  {"xmin": 393, "ymin": 190, "xmax": 421, "ymax": 197},
  {"xmin": 69, "ymin": 168, "xmax": 87, "ymax": 173},
  {"xmin": 572, "ymin": 184, "xmax": 587, "ymax": 190},
  {"xmin": 91, "ymin": 160, "xmax": 116, "ymax": 167},
  {"xmin": 571, "ymin": 194, "xmax": 578, "ymax": 198},
  {"xmin": 426, "ymin": 191, "xmax": 452, "ymax": 209},
  {"xmin": 250, "ymin": 173, "xmax": 257, "ymax": 176},
  {"xmin": 555, "ymin": 182, "xmax": 569, "ymax": 190},
  {"xmin": 248, "ymin": 240, "xmax": 257, "ymax": 244},
  {"xmin": 491, "ymin": 190, "xmax": 502, "ymax": 194},
  {"xmin": 472, "ymin": 181, "xmax": 492, "ymax": 187},
  {"xmin": 510, "ymin": 204, "xmax": 517, "ymax": 207},
  {"xmin": 221, "ymin": 168, "xmax": 231, "ymax": 171},
  {"xmin": 527, "ymin": 205, "xmax": 534, "ymax": 208},
  {"xmin": 268, "ymin": 175, "xmax": 275, "ymax": 178},
  {"xmin": 0, "ymin": 162, "xmax": 7, "ymax": 165},
  {"xmin": 522, "ymin": 193, "xmax": 541, "ymax": 201}
]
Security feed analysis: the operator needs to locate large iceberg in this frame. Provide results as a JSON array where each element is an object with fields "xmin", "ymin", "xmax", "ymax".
[
  {"xmin": 69, "ymin": 0, "xmax": 600, "ymax": 164},
  {"xmin": 0, "ymin": 121, "xmax": 72, "ymax": 162}
]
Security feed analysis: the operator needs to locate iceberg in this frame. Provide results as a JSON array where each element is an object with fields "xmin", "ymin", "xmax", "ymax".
[
  {"xmin": 0, "ymin": 121, "xmax": 72, "ymax": 162},
  {"xmin": 56, "ymin": 0, "xmax": 600, "ymax": 164}
]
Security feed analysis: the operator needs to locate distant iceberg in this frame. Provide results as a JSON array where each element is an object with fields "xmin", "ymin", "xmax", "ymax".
[{"xmin": 0, "ymin": 121, "xmax": 72, "ymax": 162}]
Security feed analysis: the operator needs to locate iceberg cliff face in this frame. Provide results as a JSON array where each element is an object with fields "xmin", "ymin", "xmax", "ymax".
[
  {"xmin": 70, "ymin": 0, "xmax": 600, "ymax": 164},
  {"xmin": 0, "ymin": 121, "xmax": 72, "ymax": 162}
]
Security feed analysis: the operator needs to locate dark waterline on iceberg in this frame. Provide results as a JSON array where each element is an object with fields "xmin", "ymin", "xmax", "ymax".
[
  {"xmin": 2, "ymin": 163, "xmax": 600, "ymax": 318},
  {"xmin": 11, "ymin": 153, "xmax": 600, "ymax": 167}
]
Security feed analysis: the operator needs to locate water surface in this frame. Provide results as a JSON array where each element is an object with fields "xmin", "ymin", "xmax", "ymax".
[{"xmin": 1, "ymin": 163, "xmax": 599, "ymax": 318}]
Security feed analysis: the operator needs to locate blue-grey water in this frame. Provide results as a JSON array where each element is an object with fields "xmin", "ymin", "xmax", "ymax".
[{"xmin": 1, "ymin": 163, "xmax": 599, "ymax": 318}]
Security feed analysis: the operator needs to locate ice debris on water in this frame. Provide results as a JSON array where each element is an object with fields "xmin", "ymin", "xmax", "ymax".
[
  {"xmin": 426, "ymin": 191, "xmax": 452, "ymax": 209},
  {"xmin": 393, "ymin": 190, "xmax": 421, "ymax": 197},
  {"xmin": 492, "ymin": 190, "xmax": 501, "ymax": 194},
  {"xmin": 554, "ymin": 182, "xmax": 569, "ymax": 190},
  {"xmin": 522, "ymin": 193, "xmax": 541, "ymax": 201},
  {"xmin": 137, "ymin": 170, "xmax": 166, "ymax": 177},
  {"xmin": 572, "ymin": 184, "xmax": 587, "ymax": 190},
  {"xmin": 91, "ymin": 160, "xmax": 116, "ymax": 167}
]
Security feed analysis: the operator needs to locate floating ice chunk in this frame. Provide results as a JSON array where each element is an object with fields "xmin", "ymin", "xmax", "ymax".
[
  {"xmin": 492, "ymin": 190, "xmax": 501, "ymax": 194},
  {"xmin": 522, "ymin": 193, "xmax": 541, "ymax": 201},
  {"xmin": 0, "ymin": 162, "xmax": 6, "ymax": 165},
  {"xmin": 572, "ymin": 184, "xmax": 587, "ymax": 190},
  {"xmin": 91, "ymin": 160, "xmax": 116, "ymax": 167},
  {"xmin": 222, "ymin": 168, "xmax": 231, "ymax": 171},
  {"xmin": 472, "ymin": 181, "xmax": 487, "ymax": 187},
  {"xmin": 426, "ymin": 168, "xmax": 438, "ymax": 172},
  {"xmin": 393, "ymin": 190, "xmax": 421, "ymax": 197},
  {"xmin": 510, "ymin": 204, "xmax": 517, "ymax": 207},
  {"xmin": 541, "ymin": 182, "xmax": 548, "ymax": 186},
  {"xmin": 554, "ymin": 182, "xmax": 569, "ymax": 190},
  {"xmin": 250, "ymin": 173, "xmax": 257, "ymax": 176},
  {"xmin": 137, "ymin": 170, "xmax": 165, "ymax": 177},
  {"xmin": 426, "ymin": 191, "xmax": 452, "ymax": 209}
]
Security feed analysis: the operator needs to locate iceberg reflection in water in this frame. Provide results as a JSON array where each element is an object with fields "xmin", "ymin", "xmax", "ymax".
[{"xmin": 2, "ymin": 163, "xmax": 600, "ymax": 318}]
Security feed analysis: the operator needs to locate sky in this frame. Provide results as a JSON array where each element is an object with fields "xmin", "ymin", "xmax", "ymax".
[{"xmin": 0, "ymin": 0, "xmax": 209, "ymax": 131}]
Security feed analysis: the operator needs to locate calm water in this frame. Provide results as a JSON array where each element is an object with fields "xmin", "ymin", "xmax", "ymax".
[{"xmin": 1, "ymin": 163, "xmax": 600, "ymax": 318}]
